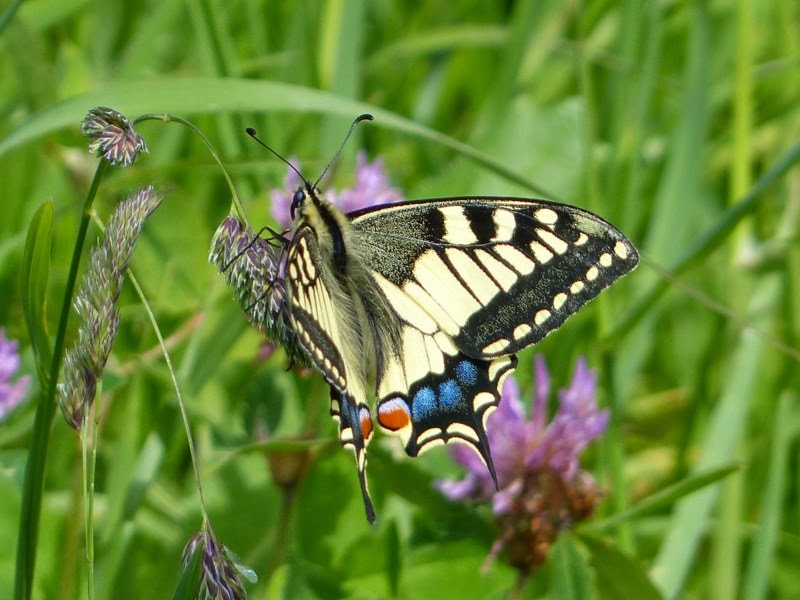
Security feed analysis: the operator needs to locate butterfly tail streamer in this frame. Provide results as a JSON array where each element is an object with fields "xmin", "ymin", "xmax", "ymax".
[{"xmin": 331, "ymin": 390, "xmax": 377, "ymax": 523}]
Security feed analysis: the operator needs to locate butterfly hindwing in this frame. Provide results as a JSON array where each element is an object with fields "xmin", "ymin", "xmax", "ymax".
[
  {"xmin": 285, "ymin": 226, "xmax": 377, "ymax": 522},
  {"xmin": 377, "ymin": 343, "xmax": 517, "ymax": 481},
  {"xmin": 351, "ymin": 198, "xmax": 639, "ymax": 358}
]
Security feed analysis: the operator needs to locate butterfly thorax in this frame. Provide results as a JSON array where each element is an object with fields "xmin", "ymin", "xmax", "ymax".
[{"xmin": 288, "ymin": 187, "xmax": 402, "ymax": 391}]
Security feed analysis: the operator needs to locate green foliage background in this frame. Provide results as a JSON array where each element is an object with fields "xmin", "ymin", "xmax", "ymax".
[{"xmin": 1, "ymin": 1, "xmax": 799, "ymax": 598}]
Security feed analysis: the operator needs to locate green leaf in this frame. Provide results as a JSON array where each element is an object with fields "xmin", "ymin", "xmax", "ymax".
[
  {"xmin": 0, "ymin": 78, "xmax": 547, "ymax": 195},
  {"xmin": 549, "ymin": 532, "xmax": 595, "ymax": 600},
  {"xmin": 20, "ymin": 202, "xmax": 54, "ymax": 385},
  {"xmin": 579, "ymin": 534, "xmax": 662, "ymax": 600}
]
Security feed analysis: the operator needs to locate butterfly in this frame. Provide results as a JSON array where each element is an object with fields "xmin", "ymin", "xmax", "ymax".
[{"xmin": 229, "ymin": 117, "xmax": 639, "ymax": 523}]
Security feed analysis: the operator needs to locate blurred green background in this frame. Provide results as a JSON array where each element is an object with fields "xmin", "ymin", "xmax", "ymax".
[{"xmin": 1, "ymin": 1, "xmax": 799, "ymax": 598}]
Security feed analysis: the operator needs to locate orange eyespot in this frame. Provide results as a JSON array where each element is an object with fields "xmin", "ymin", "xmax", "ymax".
[
  {"xmin": 377, "ymin": 398, "xmax": 411, "ymax": 431},
  {"xmin": 359, "ymin": 407, "xmax": 374, "ymax": 440}
]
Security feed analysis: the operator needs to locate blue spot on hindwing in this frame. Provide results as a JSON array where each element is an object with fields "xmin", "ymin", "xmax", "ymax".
[
  {"xmin": 409, "ymin": 360, "xmax": 482, "ymax": 423},
  {"xmin": 411, "ymin": 387, "xmax": 436, "ymax": 420},
  {"xmin": 454, "ymin": 360, "xmax": 478, "ymax": 385},
  {"xmin": 438, "ymin": 379, "xmax": 462, "ymax": 408}
]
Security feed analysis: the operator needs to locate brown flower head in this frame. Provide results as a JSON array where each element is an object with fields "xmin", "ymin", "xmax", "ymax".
[
  {"xmin": 182, "ymin": 526, "xmax": 255, "ymax": 600},
  {"xmin": 81, "ymin": 107, "xmax": 148, "ymax": 167}
]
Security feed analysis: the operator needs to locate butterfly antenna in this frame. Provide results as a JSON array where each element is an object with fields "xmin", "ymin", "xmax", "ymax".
[
  {"xmin": 313, "ymin": 113, "xmax": 374, "ymax": 189},
  {"xmin": 246, "ymin": 127, "xmax": 311, "ymax": 188}
]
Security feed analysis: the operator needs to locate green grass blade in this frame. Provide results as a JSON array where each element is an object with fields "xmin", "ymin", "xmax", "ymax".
[
  {"xmin": 318, "ymin": 0, "xmax": 365, "ymax": 157},
  {"xmin": 549, "ymin": 532, "xmax": 594, "ymax": 600},
  {"xmin": 742, "ymin": 392, "xmax": 795, "ymax": 599},
  {"xmin": 0, "ymin": 78, "xmax": 552, "ymax": 195},
  {"xmin": 586, "ymin": 463, "xmax": 739, "ymax": 532},
  {"xmin": 580, "ymin": 535, "xmax": 662, "ymax": 600},
  {"xmin": 14, "ymin": 201, "xmax": 54, "ymax": 600},
  {"xmin": 20, "ymin": 202, "xmax": 54, "ymax": 384}
]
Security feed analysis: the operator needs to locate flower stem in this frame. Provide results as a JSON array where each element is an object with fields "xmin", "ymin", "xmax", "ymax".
[
  {"xmin": 134, "ymin": 113, "xmax": 247, "ymax": 223},
  {"xmin": 125, "ymin": 269, "xmax": 211, "ymax": 518},
  {"xmin": 81, "ymin": 394, "xmax": 99, "ymax": 600},
  {"xmin": 511, "ymin": 571, "xmax": 528, "ymax": 600},
  {"xmin": 88, "ymin": 206, "xmax": 212, "ymax": 520}
]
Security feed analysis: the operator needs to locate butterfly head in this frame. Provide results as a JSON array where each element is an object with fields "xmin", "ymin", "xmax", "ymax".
[
  {"xmin": 289, "ymin": 188, "xmax": 305, "ymax": 220},
  {"xmin": 289, "ymin": 184, "xmax": 325, "ymax": 221}
]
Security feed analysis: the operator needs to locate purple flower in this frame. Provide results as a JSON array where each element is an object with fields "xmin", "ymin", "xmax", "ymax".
[
  {"xmin": 268, "ymin": 156, "xmax": 302, "ymax": 231},
  {"xmin": 268, "ymin": 151, "xmax": 403, "ymax": 231},
  {"xmin": 328, "ymin": 151, "xmax": 404, "ymax": 214},
  {"xmin": 0, "ymin": 329, "xmax": 30, "ymax": 419},
  {"xmin": 438, "ymin": 355, "xmax": 608, "ymax": 573}
]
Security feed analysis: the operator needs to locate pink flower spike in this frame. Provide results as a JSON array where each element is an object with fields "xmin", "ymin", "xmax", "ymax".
[{"xmin": 437, "ymin": 355, "xmax": 608, "ymax": 574}]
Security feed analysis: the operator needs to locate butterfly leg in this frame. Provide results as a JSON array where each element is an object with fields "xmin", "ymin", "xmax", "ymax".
[{"xmin": 330, "ymin": 390, "xmax": 377, "ymax": 523}]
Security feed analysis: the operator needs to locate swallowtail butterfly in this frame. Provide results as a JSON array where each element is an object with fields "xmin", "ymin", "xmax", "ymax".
[{"xmin": 244, "ymin": 118, "xmax": 638, "ymax": 523}]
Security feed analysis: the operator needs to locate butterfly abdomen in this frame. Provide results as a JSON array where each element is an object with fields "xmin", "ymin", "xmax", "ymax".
[{"xmin": 292, "ymin": 192, "xmax": 401, "ymax": 387}]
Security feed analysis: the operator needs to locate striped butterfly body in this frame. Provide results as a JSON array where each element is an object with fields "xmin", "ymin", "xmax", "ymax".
[{"xmin": 284, "ymin": 184, "xmax": 638, "ymax": 523}]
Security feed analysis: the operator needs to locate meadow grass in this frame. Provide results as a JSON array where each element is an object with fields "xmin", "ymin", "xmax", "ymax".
[{"xmin": 1, "ymin": 1, "xmax": 799, "ymax": 598}]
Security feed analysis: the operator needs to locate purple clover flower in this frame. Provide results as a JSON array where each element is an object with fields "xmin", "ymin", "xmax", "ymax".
[
  {"xmin": 268, "ymin": 151, "xmax": 403, "ymax": 231},
  {"xmin": 438, "ymin": 355, "xmax": 608, "ymax": 573},
  {"xmin": 0, "ymin": 329, "xmax": 30, "ymax": 419},
  {"xmin": 327, "ymin": 151, "xmax": 404, "ymax": 214},
  {"xmin": 268, "ymin": 156, "xmax": 302, "ymax": 231}
]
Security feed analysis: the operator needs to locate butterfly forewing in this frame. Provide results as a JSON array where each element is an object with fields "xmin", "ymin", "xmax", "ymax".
[{"xmin": 351, "ymin": 198, "xmax": 639, "ymax": 358}]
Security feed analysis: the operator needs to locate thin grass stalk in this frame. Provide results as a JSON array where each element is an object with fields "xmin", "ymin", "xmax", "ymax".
[
  {"xmin": 125, "ymin": 269, "xmax": 211, "ymax": 516},
  {"xmin": 710, "ymin": 3, "xmax": 756, "ymax": 593},
  {"xmin": 742, "ymin": 392, "xmax": 795, "ymax": 599},
  {"xmin": 711, "ymin": 452, "xmax": 744, "ymax": 600},
  {"xmin": 319, "ymin": 0, "xmax": 365, "ymax": 157},
  {"xmin": 134, "ymin": 113, "xmax": 247, "ymax": 222},
  {"xmin": 577, "ymin": 0, "xmax": 637, "ymax": 557},
  {"xmin": 80, "ymin": 398, "xmax": 100, "ymax": 600}
]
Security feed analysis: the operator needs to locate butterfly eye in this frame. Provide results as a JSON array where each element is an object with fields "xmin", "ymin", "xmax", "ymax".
[{"xmin": 290, "ymin": 189, "xmax": 305, "ymax": 220}]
